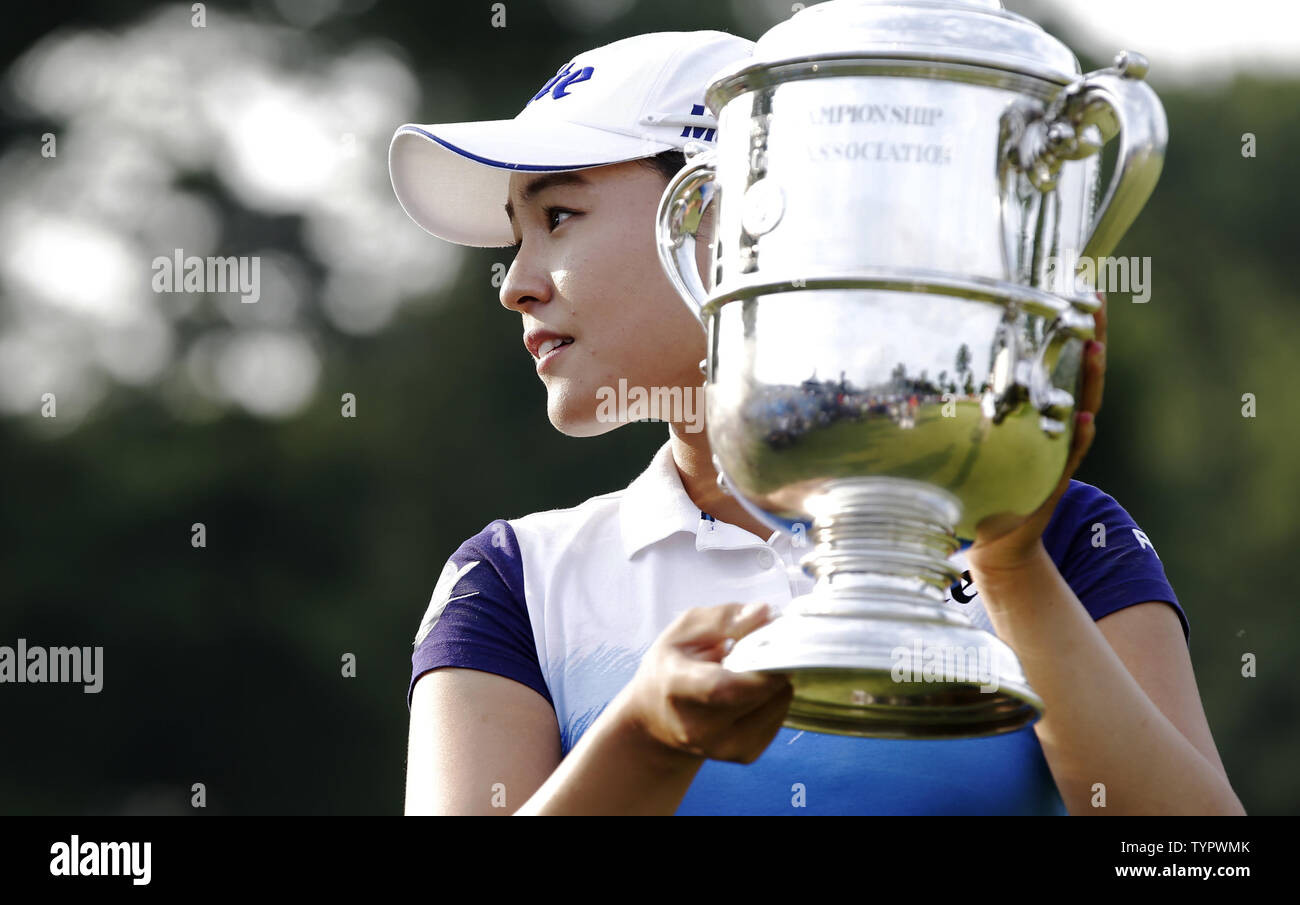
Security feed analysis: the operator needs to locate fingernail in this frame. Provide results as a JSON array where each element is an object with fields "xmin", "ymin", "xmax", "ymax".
[
  {"xmin": 1089, "ymin": 340, "xmax": 1105, "ymax": 357},
  {"xmin": 1078, "ymin": 411, "xmax": 1094, "ymax": 425}
]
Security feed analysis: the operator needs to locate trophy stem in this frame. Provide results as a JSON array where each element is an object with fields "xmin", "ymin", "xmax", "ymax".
[
  {"xmin": 723, "ymin": 476, "xmax": 1046, "ymax": 739},
  {"xmin": 800, "ymin": 477, "xmax": 964, "ymax": 615}
]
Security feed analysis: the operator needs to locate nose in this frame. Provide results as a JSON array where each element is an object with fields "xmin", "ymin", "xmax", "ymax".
[{"xmin": 499, "ymin": 246, "xmax": 553, "ymax": 313}]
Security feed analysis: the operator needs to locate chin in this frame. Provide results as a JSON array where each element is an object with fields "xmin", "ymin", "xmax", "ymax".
[{"xmin": 546, "ymin": 401, "xmax": 620, "ymax": 438}]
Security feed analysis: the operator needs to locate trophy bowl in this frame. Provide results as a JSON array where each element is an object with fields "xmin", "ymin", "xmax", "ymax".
[{"xmin": 655, "ymin": 0, "xmax": 1166, "ymax": 738}]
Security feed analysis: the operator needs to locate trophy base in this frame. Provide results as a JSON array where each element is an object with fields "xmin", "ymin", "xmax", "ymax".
[{"xmin": 722, "ymin": 610, "xmax": 1044, "ymax": 740}]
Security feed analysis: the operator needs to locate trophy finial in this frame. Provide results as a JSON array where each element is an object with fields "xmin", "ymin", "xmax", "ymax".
[{"xmin": 1113, "ymin": 50, "xmax": 1150, "ymax": 80}]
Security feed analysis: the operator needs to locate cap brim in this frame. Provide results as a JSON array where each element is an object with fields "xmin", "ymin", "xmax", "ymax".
[{"xmin": 389, "ymin": 119, "xmax": 677, "ymax": 248}]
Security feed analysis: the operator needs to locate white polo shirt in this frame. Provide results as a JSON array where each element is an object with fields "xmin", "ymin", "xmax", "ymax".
[{"xmin": 408, "ymin": 432, "xmax": 1188, "ymax": 815}]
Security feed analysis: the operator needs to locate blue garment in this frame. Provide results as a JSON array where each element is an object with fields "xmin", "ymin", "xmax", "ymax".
[{"xmin": 409, "ymin": 470, "xmax": 1186, "ymax": 815}]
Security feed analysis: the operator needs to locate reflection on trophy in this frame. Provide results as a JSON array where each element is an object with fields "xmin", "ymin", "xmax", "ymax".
[{"xmin": 655, "ymin": 0, "xmax": 1166, "ymax": 738}]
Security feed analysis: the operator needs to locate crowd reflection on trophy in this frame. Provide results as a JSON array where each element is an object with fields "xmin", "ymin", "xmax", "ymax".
[{"xmin": 748, "ymin": 344, "xmax": 984, "ymax": 450}]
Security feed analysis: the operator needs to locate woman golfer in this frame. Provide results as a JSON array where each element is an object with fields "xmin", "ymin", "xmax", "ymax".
[{"xmin": 389, "ymin": 30, "xmax": 1243, "ymax": 815}]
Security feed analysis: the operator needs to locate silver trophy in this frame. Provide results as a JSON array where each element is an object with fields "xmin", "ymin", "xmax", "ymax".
[{"xmin": 655, "ymin": 0, "xmax": 1166, "ymax": 739}]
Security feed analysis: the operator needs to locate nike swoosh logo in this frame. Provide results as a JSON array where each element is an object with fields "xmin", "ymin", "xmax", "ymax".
[{"xmin": 414, "ymin": 560, "xmax": 481, "ymax": 646}]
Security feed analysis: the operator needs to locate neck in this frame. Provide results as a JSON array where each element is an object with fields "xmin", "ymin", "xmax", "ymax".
[{"xmin": 667, "ymin": 422, "xmax": 775, "ymax": 544}]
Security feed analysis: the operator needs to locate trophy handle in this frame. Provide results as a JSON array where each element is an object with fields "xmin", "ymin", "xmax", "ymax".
[
  {"xmin": 655, "ymin": 142, "xmax": 718, "ymax": 327},
  {"xmin": 1007, "ymin": 51, "xmax": 1168, "ymax": 264},
  {"xmin": 988, "ymin": 298, "xmax": 1094, "ymax": 436}
]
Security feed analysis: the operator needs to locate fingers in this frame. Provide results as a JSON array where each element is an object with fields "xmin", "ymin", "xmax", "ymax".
[
  {"xmin": 652, "ymin": 603, "xmax": 796, "ymax": 762},
  {"xmin": 1094, "ymin": 290, "xmax": 1108, "ymax": 347},
  {"xmin": 671, "ymin": 655, "xmax": 790, "ymax": 710},
  {"xmin": 713, "ymin": 681, "xmax": 796, "ymax": 764},
  {"xmin": 655, "ymin": 601, "xmax": 789, "ymax": 710},
  {"xmin": 671, "ymin": 601, "xmax": 773, "ymax": 652},
  {"xmin": 1077, "ymin": 290, "xmax": 1106, "ymax": 421},
  {"xmin": 1079, "ymin": 336, "xmax": 1105, "ymax": 416},
  {"xmin": 694, "ymin": 635, "xmax": 744, "ymax": 664},
  {"xmin": 731, "ymin": 674, "xmax": 793, "ymax": 728},
  {"xmin": 728, "ymin": 602, "xmax": 780, "ymax": 641},
  {"xmin": 1062, "ymin": 410, "xmax": 1096, "ymax": 483}
]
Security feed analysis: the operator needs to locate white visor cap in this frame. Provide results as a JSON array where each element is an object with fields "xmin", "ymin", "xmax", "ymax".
[{"xmin": 388, "ymin": 30, "xmax": 755, "ymax": 248}]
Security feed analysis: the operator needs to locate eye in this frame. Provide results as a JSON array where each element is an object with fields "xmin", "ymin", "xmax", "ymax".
[
  {"xmin": 544, "ymin": 206, "xmax": 577, "ymax": 231},
  {"xmin": 509, "ymin": 207, "xmax": 578, "ymax": 254}
]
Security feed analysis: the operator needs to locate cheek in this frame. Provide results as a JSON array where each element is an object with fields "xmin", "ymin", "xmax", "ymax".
[{"xmin": 556, "ymin": 215, "xmax": 706, "ymax": 379}]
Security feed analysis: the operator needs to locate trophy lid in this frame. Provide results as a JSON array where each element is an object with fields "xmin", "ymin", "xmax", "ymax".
[{"xmin": 709, "ymin": 0, "xmax": 1081, "ymax": 106}]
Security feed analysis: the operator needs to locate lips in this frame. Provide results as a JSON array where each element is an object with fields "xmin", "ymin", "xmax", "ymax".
[
  {"xmin": 524, "ymin": 327, "xmax": 575, "ymax": 360},
  {"xmin": 535, "ymin": 337, "xmax": 574, "ymax": 372},
  {"xmin": 536, "ymin": 336, "xmax": 574, "ymax": 358}
]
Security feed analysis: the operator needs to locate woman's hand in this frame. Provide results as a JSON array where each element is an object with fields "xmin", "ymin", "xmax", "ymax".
[
  {"xmin": 967, "ymin": 290, "xmax": 1109, "ymax": 574},
  {"xmin": 616, "ymin": 602, "xmax": 794, "ymax": 766}
]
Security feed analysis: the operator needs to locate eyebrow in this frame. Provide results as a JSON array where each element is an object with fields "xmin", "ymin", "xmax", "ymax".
[{"xmin": 504, "ymin": 172, "xmax": 592, "ymax": 227}]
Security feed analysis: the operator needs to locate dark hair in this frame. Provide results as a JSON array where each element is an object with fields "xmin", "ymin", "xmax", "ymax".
[{"xmin": 636, "ymin": 148, "xmax": 687, "ymax": 183}]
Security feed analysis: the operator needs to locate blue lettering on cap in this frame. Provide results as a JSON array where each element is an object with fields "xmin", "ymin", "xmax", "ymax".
[
  {"xmin": 680, "ymin": 103, "xmax": 715, "ymax": 142},
  {"xmin": 528, "ymin": 61, "xmax": 596, "ymax": 105}
]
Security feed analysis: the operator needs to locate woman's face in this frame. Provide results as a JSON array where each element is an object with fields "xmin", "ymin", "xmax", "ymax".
[{"xmin": 501, "ymin": 160, "xmax": 712, "ymax": 437}]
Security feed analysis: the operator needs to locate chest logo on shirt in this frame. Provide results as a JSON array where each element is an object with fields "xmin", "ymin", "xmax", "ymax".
[
  {"xmin": 948, "ymin": 569, "xmax": 978, "ymax": 604},
  {"xmin": 414, "ymin": 560, "xmax": 480, "ymax": 647}
]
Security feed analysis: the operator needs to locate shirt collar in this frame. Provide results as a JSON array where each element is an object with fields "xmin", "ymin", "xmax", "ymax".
[
  {"xmin": 619, "ymin": 439, "xmax": 702, "ymax": 559},
  {"xmin": 619, "ymin": 437, "xmax": 783, "ymax": 559}
]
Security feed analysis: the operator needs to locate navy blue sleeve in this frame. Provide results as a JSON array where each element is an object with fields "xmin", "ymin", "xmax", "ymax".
[
  {"xmin": 1042, "ymin": 480, "xmax": 1190, "ymax": 643},
  {"xmin": 407, "ymin": 519, "xmax": 553, "ymax": 711}
]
